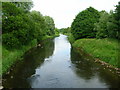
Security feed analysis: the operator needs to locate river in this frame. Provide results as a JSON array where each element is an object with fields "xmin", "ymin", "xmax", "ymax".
[{"xmin": 3, "ymin": 34, "xmax": 120, "ymax": 88}]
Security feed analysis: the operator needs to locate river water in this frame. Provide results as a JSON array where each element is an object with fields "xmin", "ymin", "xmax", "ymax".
[{"xmin": 3, "ymin": 34, "xmax": 120, "ymax": 88}]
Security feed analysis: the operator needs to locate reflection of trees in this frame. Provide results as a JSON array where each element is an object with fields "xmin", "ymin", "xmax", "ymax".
[
  {"xmin": 97, "ymin": 68, "xmax": 120, "ymax": 88},
  {"xmin": 70, "ymin": 47, "xmax": 96, "ymax": 80},
  {"xmin": 3, "ymin": 39, "xmax": 55, "ymax": 88},
  {"xmin": 71, "ymin": 47, "xmax": 120, "ymax": 88},
  {"xmin": 44, "ymin": 39, "xmax": 54, "ymax": 58}
]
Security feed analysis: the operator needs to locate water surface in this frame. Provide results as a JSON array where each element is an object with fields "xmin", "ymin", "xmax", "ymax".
[{"xmin": 3, "ymin": 34, "xmax": 120, "ymax": 88}]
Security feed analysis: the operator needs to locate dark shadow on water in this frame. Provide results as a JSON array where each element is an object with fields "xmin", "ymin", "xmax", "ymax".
[
  {"xmin": 70, "ymin": 47, "xmax": 97, "ymax": 80},
  {"xmin": 2, "ymin": 39, "xmax": 55, "ymax": 88},
  {"xmin": 70, "ymin": 47, "xmax": 120, "ymax": 88}
]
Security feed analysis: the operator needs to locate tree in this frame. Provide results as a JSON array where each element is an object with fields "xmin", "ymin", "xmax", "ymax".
[
  {"xmin": 12, "ymin": 2, "xmax": 33, "ymax": 13},
  {"xmin": 60, "ymin": 27, "xmax": 71, "ymax": 34},
  {"xmin": 54, "ymin": 28, "xmax": 59, "ymax": 35},
  {"xmin": 114, "ymin": 1, "xmax": 120, "ymax": 39},
  {"xmin": 2, "ymin": 2, "xmax": 56, "ymax": 49},
  {"xmin": 94, "ymin": 11, "xmax": 110, "ymax": 38},
  {"xmin": 2, "ymin": 3, "xmax": 38, "ymax": 48},
  {"xmin": 71, "ymin": 7, "xmax": 100, "ymax": 40},
  {"xmin": 30, "ymin": 11, "xmax": 47, "ymax": 43},
  {"xmin": 44, "ymin": 16, "xmax": 55, "ymax": 36},
  {"xmin": 107, "ymin": 11, "xmax": 118, "ymax": 39}
]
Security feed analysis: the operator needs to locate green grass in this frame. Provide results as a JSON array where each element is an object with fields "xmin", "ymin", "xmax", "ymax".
[
  {"xmin": 1, "ymin": 39, "xmax": 37, "ymax": 75},
  {"xmin": 73, "ymin": 38, "xmax": 119, "ymax": 68}
]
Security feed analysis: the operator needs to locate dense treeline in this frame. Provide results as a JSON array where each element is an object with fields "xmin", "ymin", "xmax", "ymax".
[
  {"xmin": 70, "ymin": 2, "xmax": 120, "ymax": 40},
  {"xmin": 2, "ymin": 2, "xmax": 58, "ymax": 49}
]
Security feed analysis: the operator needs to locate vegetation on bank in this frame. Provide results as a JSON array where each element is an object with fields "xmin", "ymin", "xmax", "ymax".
[
  {"xmin": 1, "ymin": 34, "xmax": 58, "ymax": 75},
  {"xmin": 1, "ymin": 2, "xmax": 59, "ymax": 75},
  {"xmin": 2, "ymin": 39, "xmax": 37, "ymax": 75},
  {"xmin": 73, "ymin": 38, "xmax": 119, "ymax": 68},
  {"xmin": 60, "ymin": 2, "xmax": 120, "ymax": 68}
]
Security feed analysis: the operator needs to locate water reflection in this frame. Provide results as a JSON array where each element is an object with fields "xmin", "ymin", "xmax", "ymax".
[
  {"xmin": 71, "ymin": 47, "xmax": 120, "ymax": 88},
  {"xmin": 3, "ymin": 39, "xmax": 55, "ymax": 88},
  {"xmin": 71, "ymin": 47, "xmax": 98, "ymax": 80},
  {"xmin": 28, "ymin": 35, "xmax": 72, "ymax": 88}
]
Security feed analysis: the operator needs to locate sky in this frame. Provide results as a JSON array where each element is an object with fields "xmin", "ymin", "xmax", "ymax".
[{"xmin": 31, "ymin": 0, "xmax": 119, "ymax": 29}]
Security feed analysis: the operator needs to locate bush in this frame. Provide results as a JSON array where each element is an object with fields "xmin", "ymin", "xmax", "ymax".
[{"xmin": 2, "ymin": 33, "xmax": 20, "ymax": 49}]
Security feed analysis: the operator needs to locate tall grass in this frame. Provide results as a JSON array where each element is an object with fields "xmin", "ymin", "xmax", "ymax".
[
  {"xmin": 73, "ymin": 38, "xmax": 119, "ymax": 68},
  {"xmin": 1, "ymin": 39, "xmax": 37, "ymax": 75}
]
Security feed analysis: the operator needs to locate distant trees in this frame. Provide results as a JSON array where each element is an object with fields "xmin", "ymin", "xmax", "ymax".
[
  {"xmin": 71, "ymin": 7, "xmax": 100, "ymax": 40},
  {"xmin": 60, "ymin": 27, "xmax": 71, "ymax": 34},
  {"xmin": 2, "ymin": 2, "xmax": 56, "ymax": 49}
]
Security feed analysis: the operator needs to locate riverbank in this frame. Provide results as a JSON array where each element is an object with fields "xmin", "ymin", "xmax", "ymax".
[
  {"xmin": 1, "ymin": 35, "xmax": 59, "ymax": 75},
  {"xmin": 2, "ymin": 39, "xmax": 37, "ymax": 75},
  {"xmin": 66, "ymin": 33, "xmax": 120, "ymax": 71},
  {"xmin": 72, "ymin": 38, "xmax": 119, "ymax": 69}
]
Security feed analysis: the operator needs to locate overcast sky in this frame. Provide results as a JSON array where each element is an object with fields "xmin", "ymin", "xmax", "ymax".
[{"xmin": 31, "ymin": 0, "xmax": 119, "ymax": 29}]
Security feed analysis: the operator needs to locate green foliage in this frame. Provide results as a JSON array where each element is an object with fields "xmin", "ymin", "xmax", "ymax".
[
  {"xmin": 94, "ymin": 11, "xmax": 110, "ymax": 38},
  {"xmin": 2, "ymin": 33, "xmax": 20, "ymax": 49},
  {"xmin": 2, "ymin": 2, "xmax": 23, "ymax": 17},
  {"xmin": 71, "ymin": 7, "xmax": 100, "ymax": 40},
  {"xmin": 114, "ymin": 1, "xmax": 120, "ymax": 40},
  {"xmin": 44, "ymin": 16, "xmax": 55, "ymax": 36},
  {"xmin": 94, "ymin": 3, "xmax": 119, "ymax": 40},
  {"xmin": 2, "ymin": 2, "xmax": 56, "ymax": 49},
  {"xmin": 60, "ymin": 27, "xmax": 71, "ymax": 34},
  {"xmin": 67, "ymin": 33, "xmax": 75, "ymax": 44},
  {"xmin": 54, "ymin": 28, "xmax": 60, "ymax": 35},
  {"xmin": 12, "ymin": 2, "xmax": 33, "ymax": 13},
  {"xmin": 2, "ymin": 39, "xmax": 37, "ymax": 74},
  {"xmin": 107, "ymin": 11, "xmax": 118, "ymax": 39},
  {"xmin": 30, "ymin": 11, "xmax": 47, "ymax": 43},
  {"xmin": 2, "ymin": 2, "xmax": 57, "ymax": 74}
]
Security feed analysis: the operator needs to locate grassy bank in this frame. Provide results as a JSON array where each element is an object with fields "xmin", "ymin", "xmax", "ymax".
[
  {"xmin": 72, "ymin": 38, "xmax": 119, "ymax": 68},
  {"xmin": 1, "ymin": 34, "xmax": 59, "ymax": 75},
  {"xmin": 1, "ymin": 39, "xmax": 37, "ymax": 75}
]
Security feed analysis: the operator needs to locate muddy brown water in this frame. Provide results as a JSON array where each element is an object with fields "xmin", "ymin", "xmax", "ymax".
[{"xmin": 2, "ymin": 34, "xmax": 120, "ymax": 88}]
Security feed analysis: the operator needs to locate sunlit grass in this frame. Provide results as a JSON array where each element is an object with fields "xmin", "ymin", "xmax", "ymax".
[{"xmin": 73, "ymin": 38, "xmax": 119, "ymax": 67}]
